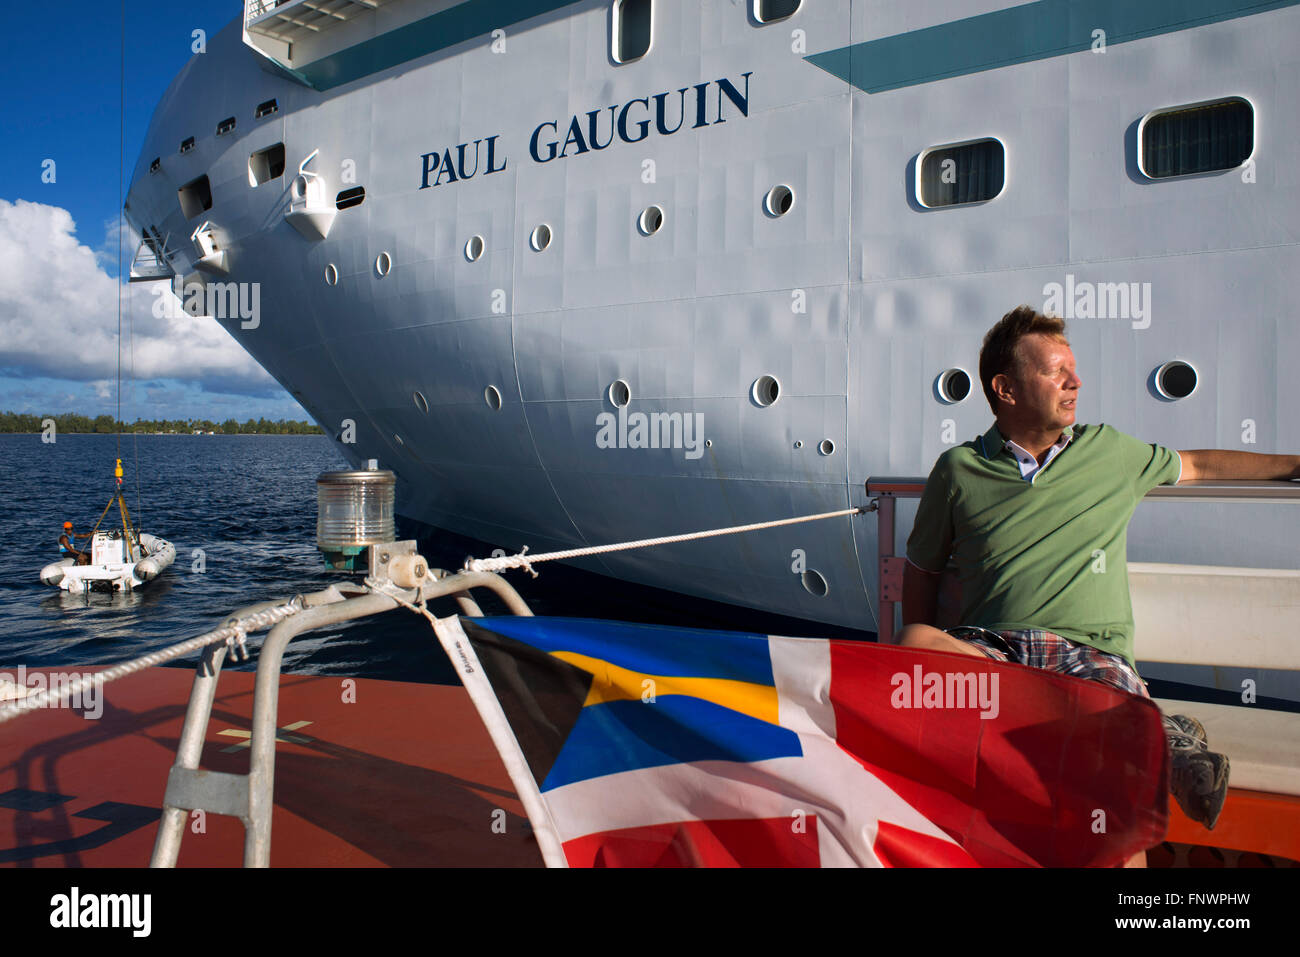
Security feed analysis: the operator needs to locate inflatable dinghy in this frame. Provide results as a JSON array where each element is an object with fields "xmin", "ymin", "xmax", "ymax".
[{"xmin": 41, "ymin": 531, "xmax": 175, "ymax": 592}]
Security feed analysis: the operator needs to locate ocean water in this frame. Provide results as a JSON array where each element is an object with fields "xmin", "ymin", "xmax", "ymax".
[{"xmin": 0, "ymin": 433, "xmax": 872, "ymax": 684}]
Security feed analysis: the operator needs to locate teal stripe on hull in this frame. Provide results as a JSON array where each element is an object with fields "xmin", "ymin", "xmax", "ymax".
[
  {"xmin": 807, "ymin": 0, "xmax": 1300, "ymax": 94},
  {"xmin": 298, "ymin": 0, "xmax": 585, "ymax": 91}
]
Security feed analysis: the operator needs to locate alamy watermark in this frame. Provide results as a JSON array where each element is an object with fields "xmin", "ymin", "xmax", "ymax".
[
  {"xmin": 595, "ymin": 407, "xmax": 706, "ymax": 460},
  {"xmin": 0, "ymin": 666, "xmax": 103, "ymax": 719},
  {"xmin": 1042, "ymin": 274, "xmax": 1151, "ymax": 329},
  {"xmin": 891, "ymin": 664, "xmax": 1000, "ymax": 719},
  {"xmin": 49, "ymin": 887, "xmax": 150, "ymax": 937},
  {"xmin": 151, "ymin": 281, "xmax": 261, "ymax": 329}
]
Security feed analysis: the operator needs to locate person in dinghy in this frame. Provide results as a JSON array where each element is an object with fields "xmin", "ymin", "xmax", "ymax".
[{"xmin": 58, "ymin": 521, "xmax": 91, "ymax": 565}]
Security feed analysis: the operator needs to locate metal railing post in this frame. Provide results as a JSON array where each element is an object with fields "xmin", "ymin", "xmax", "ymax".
[
  {"xmin": 151, "ymin": 641, "xmax": 229, "ymax": 867},
  {"xmin": 244, "ymin": 592, "xmax": 398, "ymax": 866},
  {"xmin": 876, "ymin": 494, "xmax": 896, "ymax": 644}
]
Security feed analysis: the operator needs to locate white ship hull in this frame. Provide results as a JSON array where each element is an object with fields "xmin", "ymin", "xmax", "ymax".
[{"xmin": 123, "ymin": 0, "xmax": 1300, "ymax": 658}]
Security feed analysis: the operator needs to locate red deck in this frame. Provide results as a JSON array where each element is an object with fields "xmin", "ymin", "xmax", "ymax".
[
  {"xmin": 3, "ymin": 665, "xmax": 1292, "ymax": 868},
  {"xmin": 0, "ymin": 666, "xmax": 542, "ymax": 867}
]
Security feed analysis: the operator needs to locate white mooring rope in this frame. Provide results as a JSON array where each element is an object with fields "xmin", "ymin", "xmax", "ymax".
[
  {"xmin": 463, "ymin": 505, "xmax": 870, "ymax": 577},
  {"xmin": 2, "ymin": 505, "xmax": 872, "ymax": 723},
  {"xmin": 0, "ymin": 598, "xmax": 303, "ymax": 725}
]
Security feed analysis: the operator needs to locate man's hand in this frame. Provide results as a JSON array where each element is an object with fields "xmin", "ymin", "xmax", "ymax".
[{"xmin": 1178, "ymin": 450, "xmax": 1300, "ymax": 482}]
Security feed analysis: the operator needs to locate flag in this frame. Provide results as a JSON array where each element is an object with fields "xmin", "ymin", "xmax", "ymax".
[{"xmin": 432, "ymin": 616, "xmax": 1167, "ymax": 867}]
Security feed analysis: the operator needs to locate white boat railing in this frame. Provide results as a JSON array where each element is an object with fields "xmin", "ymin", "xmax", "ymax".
[
  {"xmin": 246, "ymin": 0, "xmax": 391, "ymax": 34},
  {"xmin": 866, "ymin": 477, "xmax": 1300, "ymax": 645},
  {"xmin": 245, "ymin": 0, "xmax": 277, "ymax": 24}
]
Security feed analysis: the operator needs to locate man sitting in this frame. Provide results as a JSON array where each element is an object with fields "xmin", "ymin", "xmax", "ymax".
[
  {"xmin": 899, "ymin": 306, "xmax": 1299, "ymax": 839},
  {"xmin": 58, "ymin": 521, "xmax": 91, "ymax": 566}
]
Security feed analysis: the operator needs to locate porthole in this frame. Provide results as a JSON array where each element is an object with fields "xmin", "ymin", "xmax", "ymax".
[
  {"xmin": 484, "ymin": 385, "xmax": 503, "ymax": 411},
  {"xmin": 530, "ymin": 224, "xmax": 552, "ymax": 251},
  {"xmin": 608, "ymin": 379, "xmax": 631, "ymax": 408},
  {"xmin": 375, "ymin": 251, "xmax": 392, "ymax": 277},
  {"xmin": 819, "ymin": 439, "xmax": 835, "ymax": 456},
  {"xmin": 465, "ymin": 235, "xmax": 485, "ymax": 261},
  {"xmin": 324, "ymin": 263, "xmax": 338, "ymax": 286},
  {"xmin": 216, "ymin": 116, "xmax": 237, "ymax": 137},
  {"xmin": 937, "ymin": 368, "xmax": 972, "ymax": 404},
  {"xmin": 255, "ymin": 98, "xmax": 278, "ymax": 119},
  {"xmin": 751, "ymin": 375, "xmax": 781, "ymax": 407},
  {"xmin": 413, "ymin": 391, "xmax": 429, "ymax": 415},
  {"xmin": 179, "ymin": 136, "xmax": 196, "ymax": 154},
  {"xmin": 801, "ymin": 569, "xmax": 828, "ymax": 597},
  {"xmin": 763, "ymin": 184, "xmax": 794, "ymax": 217},
  {"xmin": 918, "ymin": 138, "xmax": 1005, "ymax": 207},
  {"xmin": 638, "ymin": 205, "xmax": 664, "ymax": 236},
  {"xmin": 1155, "ymin": 360, "xmax": 1198, "ymax": 400},
  {"xmin": 794, "ymin": 440, "xmax": 803, "ymax": 449},
  {"xmin": 149, "ymin": 157, "xmax": 161, "ymax": 175}
]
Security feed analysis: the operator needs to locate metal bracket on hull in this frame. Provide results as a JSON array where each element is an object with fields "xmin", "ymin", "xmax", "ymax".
[
  {"xmin": 191, "ymin": 221, "xmax": 229, "ymax": 275},
  {"xmin": 285, "ymin": 149, "xmax": 336, "ymax": 241}
]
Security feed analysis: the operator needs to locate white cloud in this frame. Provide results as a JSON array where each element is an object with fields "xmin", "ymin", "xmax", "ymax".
[{"xmin": 0, "ymin": 199, "xmax": 278, "ymax": 395}]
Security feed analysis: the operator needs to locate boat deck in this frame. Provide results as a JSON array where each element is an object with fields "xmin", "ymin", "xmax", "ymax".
[{"xmin": 0, "ymin": 666, "xmax": 541, "ymax": 867}]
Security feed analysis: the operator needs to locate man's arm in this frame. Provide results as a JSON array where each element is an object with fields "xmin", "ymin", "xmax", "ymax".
[
  {"xmin": 1178, "ymin": 450, "xmax": 1300, "ymax": 482},
  {"xmin": 902, "ymin": 561, "xmax": 942, "ymax": 627}
]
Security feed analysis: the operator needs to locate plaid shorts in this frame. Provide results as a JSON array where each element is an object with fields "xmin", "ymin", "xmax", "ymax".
[{"xmin": 945, "ymin": 626, "xmax": 1149, "ymax": 698}]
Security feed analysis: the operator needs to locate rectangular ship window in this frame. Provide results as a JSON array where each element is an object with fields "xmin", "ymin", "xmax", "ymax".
[
  {"xmin": 755, "ymin": 0, "xmax": 801, "ymax": 23},
  {"xmin": 1140, "ymin": 97, "xmax": 1253, "ymax": 179},
  {"xmin": 613, "ymin": 0, "xmax": 652, "ymax": 63},
  {"xmin": 178, "ymin": 174, "xmax": 213, "ymax": 219},
  {"xmin": 249, "ymin": 143, "xmax": 286, "ymax": 185},
  {"xmin": 917, "ymin": 138, "xmax": 1005, "ymax": 208},
  {"xmin": 255, "ymin": 98, "xmax": 278, "ymax": 119}
]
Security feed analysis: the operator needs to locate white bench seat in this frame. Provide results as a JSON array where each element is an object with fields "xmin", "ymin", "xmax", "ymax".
[{"xmin": 1152, "ymin": 698, "xmax": 1300, "ymax": 797}]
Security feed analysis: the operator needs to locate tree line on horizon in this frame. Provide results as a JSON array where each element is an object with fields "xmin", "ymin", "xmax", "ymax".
[{"xmin": 0, "ymin": 411, "xmax": 323, "ymax": 435}]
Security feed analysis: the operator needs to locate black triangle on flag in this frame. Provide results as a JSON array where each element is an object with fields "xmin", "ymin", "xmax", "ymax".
[{"xmin": 460, "ymin": 619, "xmax": 593, "ymax": 791}]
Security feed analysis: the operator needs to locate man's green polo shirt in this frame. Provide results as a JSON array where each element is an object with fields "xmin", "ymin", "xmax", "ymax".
[{"xmin": 905, "ymin": 423, "xmax": 1181, "ymax": 667}]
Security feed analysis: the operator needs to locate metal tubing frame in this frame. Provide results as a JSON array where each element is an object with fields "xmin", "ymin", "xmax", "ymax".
[
  {"xmin": 151, "ymin": 640, "xmax": 230, "ymax": 867},
  {"xmin": 152, "ymin": 568, "xmax": 533, "ymax": 867},
  {"xmin": 246, "ymin": 591, "xmax": 398, "ymax": 866},
  {"xmin": 432, "ymin": 570, "xmax": 533, "ymax": 617}
]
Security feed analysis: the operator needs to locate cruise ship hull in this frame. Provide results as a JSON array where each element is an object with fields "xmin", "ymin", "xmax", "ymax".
[{"xmin": 123, "ymin": 0, "xmax": 1300, "ymax": 651}]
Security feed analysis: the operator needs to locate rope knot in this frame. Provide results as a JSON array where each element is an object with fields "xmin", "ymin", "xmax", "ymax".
[
  {"xmin": 225, "ymin": 622, "xmax": 250, "ymax": 662},
  {"xmin": 515, "ymin": 545, "xmax": 538, "ymax": 579}
]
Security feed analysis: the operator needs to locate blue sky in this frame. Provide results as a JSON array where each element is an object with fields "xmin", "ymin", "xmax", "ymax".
[{"xmin": 0, "ymin": 0, "xmax": 307, "ymax": 422}]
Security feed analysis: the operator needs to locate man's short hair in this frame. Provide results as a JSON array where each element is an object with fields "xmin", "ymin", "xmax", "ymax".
[{"xmin": 979, "ymin": 305, "xmax": 1068, "ymax": 413}]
